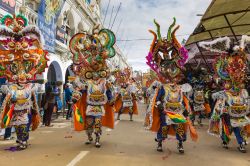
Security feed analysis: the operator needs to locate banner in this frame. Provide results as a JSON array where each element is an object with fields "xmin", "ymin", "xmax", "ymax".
[
  {"xmin": 38, "ymin": 0, "xmax": 65, "ymax": 53},
  {"xmin": 0, "ymin": 0, "xmax": 16, "ymax": 14}
]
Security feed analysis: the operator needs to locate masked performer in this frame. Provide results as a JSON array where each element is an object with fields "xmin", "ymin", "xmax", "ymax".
[
  {"xmin": 0, "ymin": 14, "xmax": 48, "ymax": 150},
  {"xmin": 190, "ymin": 80, "xmax": 211, "ymax": 126},
  {"xmin": 69, "ymin": 26, "xmax": 116, "ymax": 148},
  {"xmin": 147, "ymin": 18, "xmax": 198, "ymax": 153},
  {"xmin": 203, "ymin": 37, "xmax": 250, "ymax": 153},
  {"xmin": 114, "ymin": 68, "xmax": 138, "ymax": 121}
]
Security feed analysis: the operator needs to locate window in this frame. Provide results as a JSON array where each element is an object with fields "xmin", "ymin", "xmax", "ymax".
[{"xmin": 25, "ymin": 0, "xmax": 39, "ymax": 12}]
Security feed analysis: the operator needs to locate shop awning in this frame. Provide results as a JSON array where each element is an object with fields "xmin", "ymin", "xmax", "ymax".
[{"xmin": 185, "ymin": 0, "xmax": 250, "ymax": 72}]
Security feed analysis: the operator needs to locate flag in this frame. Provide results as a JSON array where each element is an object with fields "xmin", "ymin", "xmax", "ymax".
[
  {"xmin": 3, "ymin": 104, "xmax": 15, "ymax": 128},
  {"xmin": 222, "ymin": 119, "xmax": 230, "ymax": 143},
  {"xmin": 73, "ymin": 104, "xmax": 83, "ymax": 124},
  {"xmin": 166, "ymin": 111, "xmax": 187, "ymax": 123}
]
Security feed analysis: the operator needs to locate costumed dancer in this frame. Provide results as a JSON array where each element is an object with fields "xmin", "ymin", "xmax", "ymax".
[
  {"xmin": 0, "ymin": 14, "xmax": 48, "ymax": 150},
  {"xmin": 202, "ymin": 36, "xmax": 250, "ymax": 153},
  {"xmin": 144, "ymin": 80, "xmax": 161, "ymax": 129},
  {"xmin": 146, "ymin": 18, "xmax": 198, "ymax": 153},
  {"xmin": 190, "ymin": 79, "xmax": 211, "ymax": 126},
  {"xmin": 69, "ymin": 26, "xmax": 116, "ymax": 148},
  {"xmin": 114, "ymin": 68, "xmax": 138, "ymax": 121}
]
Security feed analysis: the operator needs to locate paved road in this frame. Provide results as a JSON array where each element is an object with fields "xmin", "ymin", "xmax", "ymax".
[{"xmin": 0, "ymin": 103, "xmax": 249, "ymax": 166}]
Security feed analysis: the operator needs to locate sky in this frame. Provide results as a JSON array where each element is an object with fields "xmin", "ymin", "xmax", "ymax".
[{"xmin": 101, "ymin": 0, "xmax": 212, "ymax": 72}]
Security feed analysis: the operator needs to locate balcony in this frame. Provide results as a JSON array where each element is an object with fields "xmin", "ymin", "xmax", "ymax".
[
  {"xmin": 74, "ymin": 0, "xmax": 101, "ymax": 24},
  {"xmin": 19, "ymin": 5, "xmax": 38, "ymax": 25}
]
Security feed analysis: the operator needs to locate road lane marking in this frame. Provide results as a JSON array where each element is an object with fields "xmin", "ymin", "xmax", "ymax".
[
  {"xmin": 67, "ymin": 151, "xmax": 89, "ymax": 166},
  {"xmin": 106, "ymin": 120, "xmax": 120, "ymax": 132}
]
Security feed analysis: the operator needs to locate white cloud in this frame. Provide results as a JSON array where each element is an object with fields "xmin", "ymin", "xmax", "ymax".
[{"xmin": 101, "ymin": 0, "xmax": 212, "ymax": 72}]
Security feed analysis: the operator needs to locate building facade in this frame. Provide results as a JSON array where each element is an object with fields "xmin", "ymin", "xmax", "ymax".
[{"xmin": 0, "ymin": 0, "xmax": 130, "ymax": 87}]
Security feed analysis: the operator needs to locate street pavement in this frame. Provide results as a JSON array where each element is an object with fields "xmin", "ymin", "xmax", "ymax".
[{"xmin": 0, "ymin": 103, "xmax": 249, "ymax": 166}]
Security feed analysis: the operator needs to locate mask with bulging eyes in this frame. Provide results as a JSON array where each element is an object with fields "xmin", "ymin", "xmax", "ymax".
[
  {"xmin": 0, "ymin": 14, "xmax": 48, "ymax": 83},
  {"xmin": 70, "ymin": 25, "xmax": 116, "ymax": 81},
  {"xmin": 146, "ymin": 18, "xmax": 188, "ymax": 83},
  {"xmin": 214, "ymin": 52, "xmax": 247, "ymax": 90}
]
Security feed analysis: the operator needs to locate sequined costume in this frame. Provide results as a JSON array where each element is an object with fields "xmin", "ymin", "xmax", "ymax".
[
  {"xmin": 147, "ymin": 18, "xmax": 198, "ymax": 153},
  {"xmin": 69, "ymin": 26, "xmax": 116, "ymax": 148},
  {"xmin": 202, "ymin": 37, "xmax": 250, "ymax": 153},
  {"xmin": 0, "ymin": 14, "xmax": 48, "ymax": 150}
]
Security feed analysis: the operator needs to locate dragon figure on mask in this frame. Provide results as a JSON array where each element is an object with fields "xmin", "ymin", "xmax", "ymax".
[
  {"xmin": 0, "ymin": 14, "xmax": 48, "ymax": 150},
  {"xmin": 114, "ymin": 68, "xmax": 138, "ymax": 121},
  {"xmin": 201, "ymin": 36, "xmax": 250, "ymax": 153},
  {"xmin": 69, "ymin": 25, "xmax": 116, "ymax": 148},
  {"xmin": 146, "ymin": 18, "xmax": 198, "ymax": 154}
]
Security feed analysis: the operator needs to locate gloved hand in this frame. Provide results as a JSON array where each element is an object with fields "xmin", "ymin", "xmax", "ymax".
[
  {"xmin": 183, "ymin": 110, "xmax": 189, "ymax": 118},
  {"xmin": 156, "ymin": 101, "xmax": 164, "ymax": 111},
  {"xmin": 72, "ymin": 91, "xmax": 82, "ymax": 103}
]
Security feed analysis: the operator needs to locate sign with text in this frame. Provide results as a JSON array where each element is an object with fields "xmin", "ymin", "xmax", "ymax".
[{"xmin": 38, "ymin": 0, "xmax": 65, "ymax": 52}]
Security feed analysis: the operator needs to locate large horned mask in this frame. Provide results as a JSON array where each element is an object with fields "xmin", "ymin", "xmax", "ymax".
[
  {"xmin": 146, "ymin": 18, "xmax": 188, "ymax": 83},
  {"xmin": 69, "ymin": 25, "xmax": 116, "ymax": 80},
  {"xmin": 0, "ymin": 14, "xmax": 48, "ymax": 84}
]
